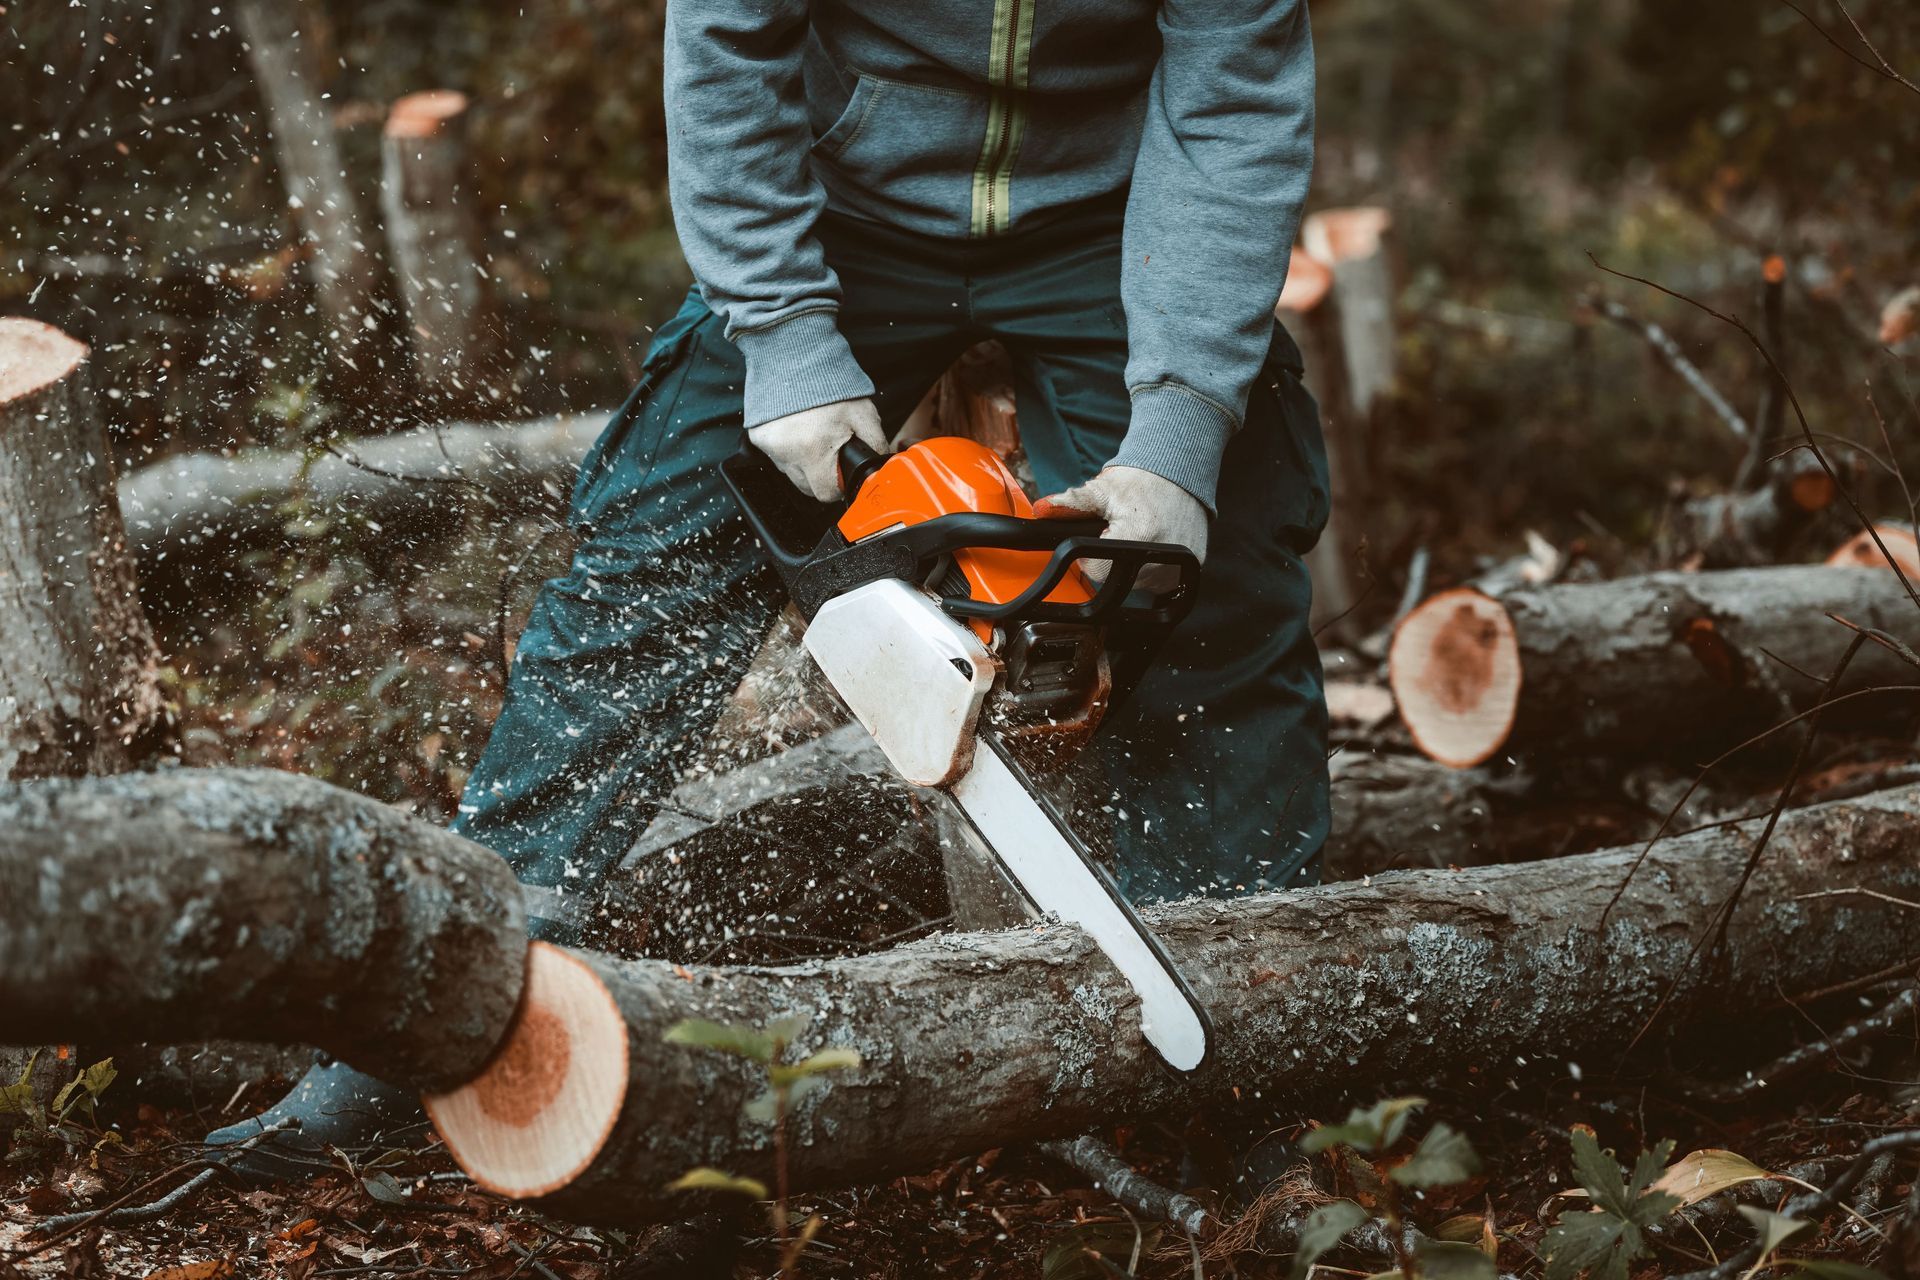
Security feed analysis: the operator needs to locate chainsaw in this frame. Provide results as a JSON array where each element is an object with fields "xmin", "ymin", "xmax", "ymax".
[{"xmin": 722, "ymin": 434, "xmax": 1212, "ymax": 1071}]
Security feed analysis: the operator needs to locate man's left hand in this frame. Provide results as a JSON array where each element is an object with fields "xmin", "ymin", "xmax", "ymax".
[{"xmin": 1034, "ymin": 465, "xmax": 1208, "ymax": 594}]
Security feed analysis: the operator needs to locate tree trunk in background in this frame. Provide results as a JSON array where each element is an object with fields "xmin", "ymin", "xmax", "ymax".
[
  {"xmin": 1295, "ymin": 209, "xmax": 1396, "ymax": 639},
  {"xmin": 1280, "ymin": 249, "xmax": 1362, "ymax": 638},
  {"xmin": 1388, "ymin": 566, "xmax": 1920, "ymax": 769},
  {"xmin": 426, "ymin": 784, "xmax": 1920, "ymax": 1223},
  {"xmin": 381, "ymin": 91, "xmax": 505, "ymax": 411},
  {"xmin": 0, "ymin": 767, "xmax": 527, "ymax": 1092},
  {"xmin": 235, "ymin": 0, "xmax": 388, "ymax": 388},
  {"xmin": 0, "ymin": 318, "xmax": 166, "ymax": 780}
]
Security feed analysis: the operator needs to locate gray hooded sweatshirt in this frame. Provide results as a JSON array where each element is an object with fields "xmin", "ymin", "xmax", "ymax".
[{"xmin": 663, "ymin": 0, "xmax": 1315, "ymax": 511}]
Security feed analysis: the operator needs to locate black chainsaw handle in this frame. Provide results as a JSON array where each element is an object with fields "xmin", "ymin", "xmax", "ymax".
[{"xmin": 723, "ymin": 440, "xmax": 1199, "ymax": 628}]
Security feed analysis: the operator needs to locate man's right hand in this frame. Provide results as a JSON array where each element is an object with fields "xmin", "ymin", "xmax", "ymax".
[{"xmin": 747, "ymin": 398, "xmax": 888, "ymax": 502}]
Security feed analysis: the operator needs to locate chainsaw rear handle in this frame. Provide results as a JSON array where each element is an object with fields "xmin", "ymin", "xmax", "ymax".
[{"xmin": 722, "ymin": 440, "xmax": 1199, "ymax": 628}]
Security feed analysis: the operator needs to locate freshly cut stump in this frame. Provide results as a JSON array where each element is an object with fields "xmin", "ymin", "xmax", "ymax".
[
  {"xmin": 425, "ymin": 943, "xmax": 630, "ymax": 1199},
  {"xmin": 1828, "ymin": 525, "xmax": 1920, "ymax": 579},
  {"xmin": 1385, "ymin": 588, "xmax": 1520, "ymax": 768}
]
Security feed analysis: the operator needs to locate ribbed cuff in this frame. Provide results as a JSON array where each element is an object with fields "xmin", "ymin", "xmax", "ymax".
[
  {"xmin": 732, "ymin": 308, "xmax": 876, "ymax": 428},
  {"xmin": 1110, "ymin": 383, "xmax": 1238, "ymax": 513}
]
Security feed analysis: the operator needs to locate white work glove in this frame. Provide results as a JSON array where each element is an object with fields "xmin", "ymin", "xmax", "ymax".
[
  {"xmin": 1034, "ymin": 465, "xmax": 1209, "ymax": 594},
  {"xmin": 747, "ymin": 397, "xmax": 888, "ymax": 502}
]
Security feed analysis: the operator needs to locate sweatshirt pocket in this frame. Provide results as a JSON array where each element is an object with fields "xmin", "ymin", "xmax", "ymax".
[{"xmin": 809, "ymin": 73, "xmax": 987, "ymax": 239}]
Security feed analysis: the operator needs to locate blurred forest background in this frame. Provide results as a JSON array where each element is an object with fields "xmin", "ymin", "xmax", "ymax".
[{"xmin": 2, "ymin": 0, "xmax": 1916, "ymax": 812}]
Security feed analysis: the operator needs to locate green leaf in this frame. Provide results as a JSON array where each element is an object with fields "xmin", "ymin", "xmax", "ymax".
[
  {"xmin": 764, "ymin": 1014, "xmax": 809, "ymax": 1044},
  {"xmin": 664, "ymin": 1019, "xmax": 775, "ymax": 1063},
  {"xmin": 1392, "ymin": 1122, "xmax": 1481, "ymax": 1188},
  {"xmin": 50, "ymin": 1059, "xmax": 114, "ymax": 1125},
  {"xmin": 1289, "ymin": 1199, "xmax": 1369, "ymax": 1280},
  {"xmin": 1541, "ymin": 1209, "xmax": 1634, "ymax": 1280},
  {"xmin": 0, "ymin": 1050, "xmax": 40, "ymax": 1117},
  {"xmin": 769, "ymin": 1049, "xmax": 861, "ymax": 1089},
  {"xmin": 743, "ymin": 1088, "xmax": 778, "ymax": 1126},
  {"xmin": 1042, "ymin": 1221, "xmax": 1161, "ymax": 1280},
  {"xmin": 1779, "ymin": 1262, "xmax": 1891, "ymax": 1280},
  {"xmin": 361, "ymin": 1171, "xmax": 410, "ymax": 1205},
  {"xmin": 666, "ymin": 1167, "xmax": 770, "ymax": 1200},
  {"xmin": 1302, "ymin": 1097, "xmax": 1428, "ymax": 1156},
  {"xmin": 792, "ymin": 1047, "xmax": 862, "ymax": 1077},
  {"xmin": 1625, "ymin": 1138, "xmax": 1678, "ymax": 1222},
  {"xmin": 1738, "ymin": 1206, "xmax": 1814, "ymax": 1257},
  {"xmin": 1414, "ymin": 1236, "xmax": 1498, "ymax": 1280},
  {"xmin": 1568, "ymin": 1128, "xmax": 1631, "ymax": 1217}
]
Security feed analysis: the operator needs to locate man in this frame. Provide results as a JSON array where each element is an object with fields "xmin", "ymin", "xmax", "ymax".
[{"xmin": 212, "ymin": 0, "xmax": 1329, "ymax": 1172}]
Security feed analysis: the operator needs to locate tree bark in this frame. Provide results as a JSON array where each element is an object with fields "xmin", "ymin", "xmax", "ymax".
[
  {"xmin": 0, "ymin": 318, "xmax": 166, "ymax": 779},
  {"xmin": 1388, "ymin": 566, "xmax": 1920, "ymax": 769},
  {"xmin": 380, "ymin": 91, "xmax": 505, "ymax": 410},
  {"xmin": 117, "ymin": 409, "xmax": 603, "ymax": 564},
  {"xmin": 431, "ymin": 783, "xmax": 1920, "ymax": 1223},
  {"xmin": 234, "ymin": 0, "xmax": 388, "ymax": 384},
  {"xmin": 0, "ymin": 767, "xmax": 527, "ymax": 1091}
]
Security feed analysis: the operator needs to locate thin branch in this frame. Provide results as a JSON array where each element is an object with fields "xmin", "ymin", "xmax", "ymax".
[
  {"xmin": 1588, "ymin": 253, "xmax": 1920, "ymax": 612},
  {"xmin": 1682, "ymin": 984, "xmax": 1919, "ymax": 1103},
  {"xmin": 1586, "ymin": 293, "xmax": 1752, "ymax": 441},
  {"xmin": 1779, "ymin": 0, "xmax": 1920, "ymax": 97}
]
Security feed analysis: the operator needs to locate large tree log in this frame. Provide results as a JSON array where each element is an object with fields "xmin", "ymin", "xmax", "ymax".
[
  {"xmin": 429, "ymin": 783, "xmax": 1920, "ymax": 1223},
  {"xmin": 117, "ymin": 410, "xmax": 604, "ymax": 563},
  {"xmin": 0, "ymin": 767, "xmax": 526, "ymax": 1091},
  {"xmin": 0, "ymin": 319, "xmax": 166, "ymax": 778},
  {"xmin": 1388, "ymin": 565, "xmax": 1920, "ymax": 769},
  {"xmin": 380, "ymin": 91, "xmax": 505, "ymax": 410}
]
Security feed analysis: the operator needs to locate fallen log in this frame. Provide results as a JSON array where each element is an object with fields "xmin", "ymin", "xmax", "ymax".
[
  {"xmin": 117, "ymin": 410, "xmax": 604, "ymax": 562},
  {"xmin": 427, "ymin": 783, "xmax": 1920, "ymax": 1223},
  {"xmin": 0, "ymin": 767, "xmax": 526, "ymax": 1091},
  {"xmin": 1388, "ymin": 565, "xmax": 1920, "ymax": 769}
]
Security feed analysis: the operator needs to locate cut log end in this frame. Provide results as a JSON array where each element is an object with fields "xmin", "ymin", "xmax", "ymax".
[
  {"xmin": 1277, "ymin": 248, "xmax": 1333, "ymax": 315},
  {"xmin": 384, "ymin": 89, "xmax": 471, "ymax": 138},
  {"xmin": 1789, "ymin": 468, "xmax": 1836, "ymax": 514},
  {"xmin": 1827, "ymin": 525, "xmax": 1920, "ymax": 579},
  {"xmin": 424, "ymin": 942, "xmax": 628, "ymax": 1200},
  {"xmin": 1387, "ymin": 588, "xmax": 1522, "ymax": 769},
  {"xmin": 0, "ymin": 318, "xmax": 88, "ymax": 405},
  {"xmin": 1302, "ymin": 207, "xmax": 1392, "ymax": 265}
]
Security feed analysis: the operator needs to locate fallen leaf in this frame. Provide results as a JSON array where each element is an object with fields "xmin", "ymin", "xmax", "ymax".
[
  {"xmin": 1650, "ymin": 1149, "xmax": 1810, "ymax": 1207},
  {"xmin": 144, "ymin": 1260, "xmax": 235, "ymax": 1280}
]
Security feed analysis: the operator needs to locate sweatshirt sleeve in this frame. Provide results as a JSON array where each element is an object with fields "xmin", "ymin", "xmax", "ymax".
[
  {"xmin": 663, "ymin": 0, "xmax": 875, "ymax": 428},
  {"xmin": 1108, "ymin": 0, "xmax": 1316, "ymax": 513}
]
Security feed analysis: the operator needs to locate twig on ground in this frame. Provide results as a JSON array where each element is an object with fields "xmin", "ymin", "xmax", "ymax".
[
  {"xmin": 1038, "ymin": 1134, "xmax": 1216, "ymax": 1240},
  {"xmin": 1681, "ymin": 985, "xmax": 1919, "ymax": 1104},
  {"xmin": 1779, "ymin": 0, "xmax": 1920, "ymax": 98},
  {"xmin": 11, "ymin": 1120, "xmax": 298, "ymax": 1252}
]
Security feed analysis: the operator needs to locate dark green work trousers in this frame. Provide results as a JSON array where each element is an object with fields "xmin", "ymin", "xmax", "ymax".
[{"xmin": 452, "ymin": 200, "xmax": 1331, "ymax": 917}]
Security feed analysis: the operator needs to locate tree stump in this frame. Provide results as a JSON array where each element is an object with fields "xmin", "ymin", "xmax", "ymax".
[
  {"xmin": 0, "ymin": 318, "xmax": 166, "ymax": 779},
  {"xmin": 381, "ymin": 90, "xmax": 505, "ymax": 409}
]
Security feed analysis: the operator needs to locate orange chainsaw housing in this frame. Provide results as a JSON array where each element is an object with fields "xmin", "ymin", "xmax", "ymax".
[{"xmin": 836, "ymin": 437, "xmax": 1094, "ymax": 643}]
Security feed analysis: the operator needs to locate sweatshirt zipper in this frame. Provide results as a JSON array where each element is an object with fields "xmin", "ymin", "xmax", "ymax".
[{"xmin": 969, "ymin": 0, "xmax": 1033, "ymax": 237}]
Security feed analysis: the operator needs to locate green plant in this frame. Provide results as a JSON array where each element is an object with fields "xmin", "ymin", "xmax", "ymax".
[
  {"xmin": 1, "ymin": 1052, "xmax": 118, "ymax": 1161},
  {"xmin": 1540, "ymin": 1128, "xmax": 1681, "ymax": 1280},
  {"xmin": 1294, "ymin": 1097, "xmax": 1491, "ymax": 1280},
  {"xmin": 663, "ymin": 1015, "xmax": 860, "ymax": 1274}
]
